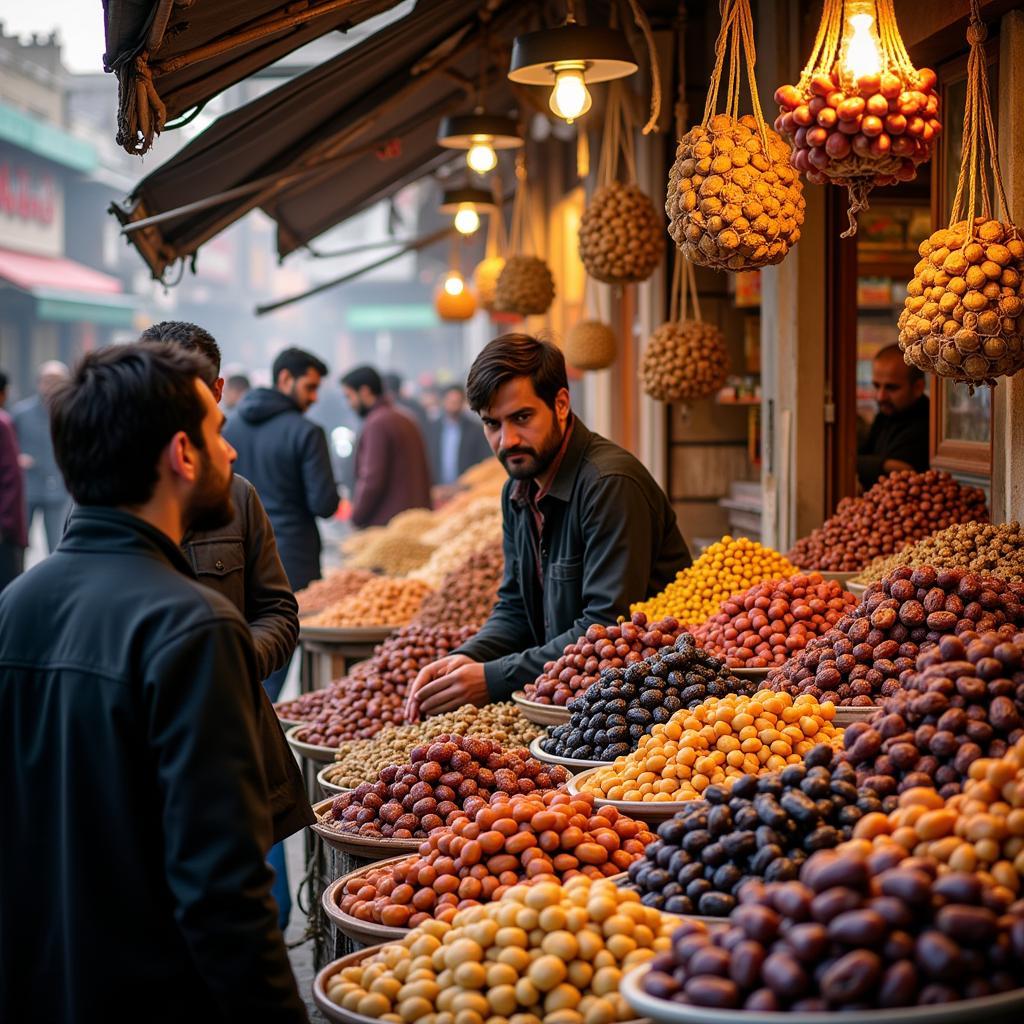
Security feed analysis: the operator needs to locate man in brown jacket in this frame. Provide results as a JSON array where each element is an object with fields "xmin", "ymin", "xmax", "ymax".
[{"xmin": 341, "ymin": 365, "xmax": 432, "ymax": 527}]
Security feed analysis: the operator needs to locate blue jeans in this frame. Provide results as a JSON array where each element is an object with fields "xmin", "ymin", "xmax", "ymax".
[
  {"xmin": 263, "ymin": 656, "xmax": 292, "ymax": 702},
  {"xmin": 268, "ymin": 840, "xmax": 291, "ymax": 931}
]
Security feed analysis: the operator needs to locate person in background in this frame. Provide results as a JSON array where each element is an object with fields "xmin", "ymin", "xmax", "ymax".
[
  {"xmin": 225, "ymin": 347, "xmax": 339, "ymax": 701},
  {"xmin": 407, "ymin": 334, "xmax": 691, "ymax": 719},
  {"xmin": 427, "ymin": 383, "xmax": 494, "ymax": 486},
  {"xmin": 12, "ymin": 360, "xmax": 70, "ymax": 553},
  {"xmin": 224, "ymin": 372, "xmax": 251, "ymax": 411},
  {"xmin": 137, "ymin": 321, "xmax": 311, "ymax": 931},
  {"xmin": 383, "ymin": 370, "xmax": 428, "ymax": 430},
  {"xmin": 0, "ymin": 370, "xmax": 27, "ymax": 591},
  {"xmin": 857, "ymin": 344, "xmax": 930, "ymax": 490},
  {"xmin": 342, "ymin": 365, "xmax": 432, "ymax": 528},
  {"xmin": 0, "ymin": 344, "xmax": 307, "ymax": 1022},
  {"xmin": 419, "ymin": 383, "xmax": 442, "ymax": 424}
]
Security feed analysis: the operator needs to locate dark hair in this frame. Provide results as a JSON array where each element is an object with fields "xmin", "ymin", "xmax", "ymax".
[
  {"xmin": 51, "ymin": 343, "xmax": 211, "ymax": 507},
  {"xmin": 226, "ymin": 373, "xmax": 250, "ymax": 391},
  {"xmin": 466, "ymin": 334, "xmax": 568, "ymax": 413},
  {"xmin": 382, "ymin": 372, "xmax": 402, "ymax": 395},
  {"xmin": 443, "ymin": 384, "xmax": 465, "ymax": 398},
  {"xmin": 138, "ymin": 321, "xmax": 221, "ymax": 383},
  {"xmin": 341, "ymin": 365, "xmax": 384, "ymax": 397},
  {"xmin": 0, "ymin": 370, "xmax": 7, "ymax": 392},
  {"xmin": 272, "ymin": 347, "xmax": 328, "ymax": 382},
  {"xmin": 875, "ymin": 343, "xmax": 924, "ymax": 383}
]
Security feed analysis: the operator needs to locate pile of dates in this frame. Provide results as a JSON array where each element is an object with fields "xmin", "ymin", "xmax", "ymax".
[
  {"xmin": 843, "ymin": 628, "xmax": 1024, "ymax": 798},
  {"xmin": 524, "ymin": 612, "xmax": 685, "ymax": 706},
  {"xmin": 625, "ymin": 745, "xmax": 887, "ymax": 918},
  {"xmin": 642, "ymin": 846, "xmax": 1024, "ymax": 1011},
  {"xmin": 768, "ymin": 567, "xmax": 1024, "ymax": 705},
  {"xmin": 540, "ymin": 634, "xmax": 755, "ymax": 762},
  {"xmin": 321, "ymin": 736, "xmax": 569, "ymax": 839}
]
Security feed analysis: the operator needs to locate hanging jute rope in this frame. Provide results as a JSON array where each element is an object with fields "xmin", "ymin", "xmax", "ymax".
[
  {"xmin": 897, "ymin": 0, "xmax": 1024, "ymax": 388},
  {"xmin": 621, "ymin": 0, "xmax": 662, "ymax": 134},
  {"xmin": 774, "ymin": 0, "xmax": 940, "ymax": 236},
  {"xmin": 493, "ymin": 155, "xmax": 556, "ymax": 316},
  {"xmin": 578, "ymin": 81, "xmax": 665, "ymax": 285},
  {"xmin": 666, "ymin": 0, "xmax": 804, "ymax": 272}
]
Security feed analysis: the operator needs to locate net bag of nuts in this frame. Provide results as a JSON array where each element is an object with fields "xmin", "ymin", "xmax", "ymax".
[
  {"xmin": 897, "ymin": 4, "xmax": 1024, "ymax": 388},
  {"xmin": 774, "ymin": 0, "xmax": 940, "ymax": 236},
  {"xmin": 578, "ymin": 81, "xmax": 664, "ymax": 285},
  {"xmin": 493, "ymin": 156, "xmax": 555, "ymax": 317},
  {"xmin": 666, "ymin": 0, "xmax": 805, "ymax": 271},
  {"xmin": 473, "ymin": 179, "xmax": 507, "ymax": 312},
  {"xmin": 565, "ymin": 260, "xmax": 618, "ymax": 371},
  {"xmin": 640, "ymin": 255, "xmax": 729, "ymax": 402}
]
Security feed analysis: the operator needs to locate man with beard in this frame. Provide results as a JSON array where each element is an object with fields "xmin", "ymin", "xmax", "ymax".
[
  {"xmin": 341, "ymin": 365, "xmax": 432, "ymax": 528},
  {"xmin": 406, "ymin": 334, "xmax": 691, "ymax": 718},
  {"xmin": 0, "ymin": 344, "xmax": 307, "ymax": 1022}
]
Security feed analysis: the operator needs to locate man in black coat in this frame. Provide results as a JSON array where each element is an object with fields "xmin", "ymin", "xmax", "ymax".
[
  {"xmin": 0, "ymin": 344, "xmax": 307, "ymax": 1022},
  {"xmin": 426, "ymin": 384, "xmax": 495, "ymax": 486}
]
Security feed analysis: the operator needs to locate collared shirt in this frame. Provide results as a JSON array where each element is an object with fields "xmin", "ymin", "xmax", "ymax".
[{"xmin": 439, "ymin": 416, "xmax": 462, "ymax": 485}]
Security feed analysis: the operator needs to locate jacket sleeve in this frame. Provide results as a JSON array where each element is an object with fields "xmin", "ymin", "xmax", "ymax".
[
  {"xmin": 300, "ymin": 425, "xmax": 339, "ymax": 520},
  {"xmin": 144, "ymin": 615, "xmax": 308, "ymax": 1022},
  {"xmin": 480, "ymin": 474, "xmax": 662, "ymax": 701},
  {"xmin": 241, "ymin": 482, "xmax": 300, "ymax": 679},
  {"xmin": 453, "ymin": 486, "xmax": 535, "ymax": 671},
  {"xmin": 350, "ymin": 419, "xmax": 390, "ymax": 528}
]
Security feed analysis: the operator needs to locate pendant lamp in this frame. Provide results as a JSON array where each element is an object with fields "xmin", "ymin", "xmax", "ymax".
[{"xmin": 440, "ymin": 186, "xmax": 496, "ymax": 236}]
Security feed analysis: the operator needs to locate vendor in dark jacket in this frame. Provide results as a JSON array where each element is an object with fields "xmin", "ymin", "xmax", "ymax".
[
  {"xmin": 857, "ymin": 344, "xmax": 930, "ymax": 490},
  {"xmin": 136, "ymin": 321, "xmax": 312, "ymax": 931},
  {"xmin": 406, "ymin": 334, "xmax": 691, "ymax": 717},
  {"xmin": 0, "ymin": 343, "xmax": 307, "ymax": 1022}
]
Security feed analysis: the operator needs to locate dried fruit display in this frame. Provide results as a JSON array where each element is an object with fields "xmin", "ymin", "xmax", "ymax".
[
  {"xmin": 641, "ymin": 846, "xmax": 1024, "ymax": 1011},
  {"xmin": 578, "ymin": 691, "xmax": 840, "ymax": 803},
  {"xmin": 786, "ymin": 469, "xmax": 988, "ymax": 572},
  {"xmin": 633, "ymin": 536, "xmax": 797, "ymax": 626},
  {"xmin": 693, "ymin": 573, "xmax": 858, "ymax": 668},
  {"xmin": 295, "ymin": 568, "xmax": 374, "ymax": 617},
  {"xmin": 842, "ymin": 627, "xmax": 1024, "ymax": 797},
  {"xmin": 541, "ymin": 634, "xmax": 759, "ymax": 762},
  {"xmin": 626, "ymin": 745, "xmax": 885, "ymax": 917},
  {"xmin": 524, "ymin": 612, "xmax": 687, "ymax": 707},
  {"xmin": 493, "ymin": 255, "xmax": 555, "ymax": 316},
  {"xmin": 768, "ymin": 567, "xmax": 1024, "ymax": 706},
  {"xmin": 319, "ymin": 736, "xmax": 570, "ymax": 839},
  {"xmin": 580, "ymin": 182, "xmax": 664, "ymax": 284},
  {"xmin": 408, "ymin": 510, "xmax": 502, "ymax": 589},
  {"xmin": 334, "ymin": 790, "xmax": 655, "ymax": 928},
  {"xmin": 639, "ymin": 320, "xmax": 729, "ymax": 402},
  {"xmin": 346, "ymin": 531, "xmax": 436, "ymax": 575},
  {"xmin": 853, "ymin": 520, "xmax": 1024, "ymax": 585},
  {"xmin": 898, "ymin": 218, "xmax": 1024, "ymax": 384},
  {"xmin": 322, "ymin": 876, "xmax": 675, "ymax": 1022},
  {"xmin": 414, "ymin": 546, "xmax": 503, "ymax": 630},
  {"xmin": 304, "ymin": 576, "xmax": 433, "ymax": 628}
]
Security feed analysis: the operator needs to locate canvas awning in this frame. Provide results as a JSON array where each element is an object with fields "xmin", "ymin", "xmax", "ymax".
[
  {"xmin": 102, "ymin": 0, "xmax": 403, "ymax": 155},
  {"xmin": 111, "ymin": 0, "xmax": 528, "ymax": 281}
]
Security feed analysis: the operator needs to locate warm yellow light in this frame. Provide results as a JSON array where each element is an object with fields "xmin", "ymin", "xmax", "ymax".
[
  {"xmin": 443, "ymin": 272, "xmax": 466, "ymax": 296},
  {"xmin": 453, "ymin": 205, "xmax": 480, "ymax": 235},
  {"xmin": 549, "ymin": 63, "xmax": 592, "ymax": 124},
  {"xmin": 841, "ymin": 10, "xmax": 883, "ymax": 82},
  {"xmin": 466, "ymin": 138, "xmax": 498, "ymax": 174}
]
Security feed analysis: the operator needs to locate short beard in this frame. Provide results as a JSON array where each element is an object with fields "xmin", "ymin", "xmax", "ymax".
[
  {"xmin": 498, "ymin": 419, "xmax": 564, "ymax": 480},
  {"xmin": 186, "ymin": 452, "xmax": 235, "ymax": 532}
]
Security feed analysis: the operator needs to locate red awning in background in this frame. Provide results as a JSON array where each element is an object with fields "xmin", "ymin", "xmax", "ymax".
[{"xmin": 0, "ymin": 248, "xmax": 124, "ymax": 295}]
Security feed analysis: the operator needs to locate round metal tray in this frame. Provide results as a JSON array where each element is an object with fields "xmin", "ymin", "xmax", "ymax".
[
  {"xmin": 620, "ymin": 961, "xmax": 1024, "ymax": 1024},
  {"xmin": 321, "ymin": 855, "xmax": 417, "ymax": 946},
  {"xmin": 511, "ymin": 690, "xmax": 573, "ymax": 726},
  {"xmin": 568, "ymin": 766, "xmax": 695, "ymax": 824},
  {"xmin": 316, "ymin": 764, "xmax": 353, "ymax": 797},
  {"xmin": 300, "ymin": 624, "xmax": 402, "ymax": 644},
  {"xmin": 285, "ymin": 724, "xmax": 340, "ymax": 763},
  {"xmin": 847, "ymin": 581, "xmax": 868, "ymax": 599},
  {"xmin": 310, "ymin": 797, "xmax": 424, "ymax": 858},
  {"xmin": 529, "ymin": 735, "xmax": 612, "ymax": 770},
  {"xmin": 314, "ymin": 946, "xmax": 397, "ymax": 1024},
  {"xmin": 274, "ymin": 714, "xmax": 307, "ymax": 731}
]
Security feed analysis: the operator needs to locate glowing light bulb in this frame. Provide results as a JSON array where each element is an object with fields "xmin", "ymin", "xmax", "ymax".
[
  {"xmin": 549, "ymin": 63, "xmax": 592, "ymax": 124},
  {"xmin": 443, "ymin": 273, "xmax": 465, "ymax": 296},
  {"xmin": 466, "ymin": 137, "xmax": 498, "ymax": 174},
  {"xmin": 839, "ymin": 2, "xmax": 883, "ymax": 90},
  {"xmin": 453, "ymin": 205, "xmax": 480, "ymax": 235}
]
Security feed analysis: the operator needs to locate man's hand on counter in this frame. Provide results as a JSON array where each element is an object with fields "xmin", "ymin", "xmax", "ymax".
[{"xmin": 405, "ymin": 654, "xmax": 487, "ymax": 720}]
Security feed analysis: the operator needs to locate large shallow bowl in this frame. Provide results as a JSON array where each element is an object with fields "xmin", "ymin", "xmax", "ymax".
[
  {"xmin": 529, "ymin": 735, "xmax": 611, "ymax": 771},
  {"xmin": 833, "ymin": 704, "xmax": 878, "ymax": 726},
  {"xmin": 620, "ymin": 960, "xmax": 1024, "ymax": 1024},
  {"xmin": 511, "ymin": 690, "xmax": 573, "ymax": 726},
  {"xmin": 285, "ymin": 724, "xmax": 339, "ymax": 763},
  {"xmin": 300, "ymin": 624, "xmax": 401, "ymax": 644},
  {"xmin": 847, "ymin": 581, "xmax": 868, "ymax": 600},
  {"xmin": 321, "ymin": 855, "xmax": 417, "ymax": 946},
  {"xmin": 730, "ymin": 666, "xmax": 774, "ymax": 680},
  {"xmin": 568, "ymin": 767, "xmax": 694, "ymax": 825},
  {"xmin": 317, "ymin": 764, "xmax": 353, "ymax": 798},
  {"xmin": 314, "ymin": 947, "xmax": 394, "ymax": 1024},
  {"xmin": 310, "ymin": 797, "xmax": 423, "ymax": 857}
]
